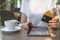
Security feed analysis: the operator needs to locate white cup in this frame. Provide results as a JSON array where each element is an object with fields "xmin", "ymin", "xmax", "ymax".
[{"xmin": 4, "ymin": 20, "xmax": 19, "ymax": 30}]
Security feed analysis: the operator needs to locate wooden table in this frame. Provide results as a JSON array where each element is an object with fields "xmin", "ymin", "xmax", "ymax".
[{"xmin": 0, "ymin": 27, "xmax": 60, "ymax": 40}]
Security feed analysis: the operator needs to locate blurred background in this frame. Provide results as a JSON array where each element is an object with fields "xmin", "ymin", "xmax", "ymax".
[{"xmin": 0, "ymin": 0, "xmax": 21, "ymax": 26}]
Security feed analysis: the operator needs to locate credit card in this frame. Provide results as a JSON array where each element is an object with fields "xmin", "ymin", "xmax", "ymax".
[{"xmin": 41, "ymin": 10, "xmax": 55, "ymax": 23}]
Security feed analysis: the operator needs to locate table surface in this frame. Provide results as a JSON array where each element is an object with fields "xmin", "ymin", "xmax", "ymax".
[{"xmin": 0, "ymin": 26, "xmax": 60, "ymax": 40}]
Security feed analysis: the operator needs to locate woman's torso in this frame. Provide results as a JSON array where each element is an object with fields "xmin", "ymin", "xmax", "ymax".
[{"xmin": 24, "ymin": 0, "xmax": 54, "ymax": 27}]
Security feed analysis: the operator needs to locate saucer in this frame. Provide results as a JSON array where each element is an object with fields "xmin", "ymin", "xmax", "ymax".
[{"xmin": 0, "ymin": 26, "xmax": 21, "ymax": 33}]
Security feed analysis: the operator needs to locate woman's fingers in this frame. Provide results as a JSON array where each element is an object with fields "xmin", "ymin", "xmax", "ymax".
[
  {"xmin": 48, "ymin": 17, "xmax": 59, "ymax": 28},
  {"xmin": 22, "ymin": 23, "xmax": 29, "ymax": 31},
  {"xmin": 48, "ymin": 22, "xmax": 59, "ymax": 28},
  {"xmin": 24, "ymin": 24, "xmax": 29, "ymax": 30},
  {"xmin": 49, "ymin": 17, "xmax": 59, "ymax": 23},
  {"xmin": 49, "ymin": 20, "xmax": 59, "ymax": 23},
  {"xmin": 51, "ymin": 17, "xmax": 59, "ymax": 21}
]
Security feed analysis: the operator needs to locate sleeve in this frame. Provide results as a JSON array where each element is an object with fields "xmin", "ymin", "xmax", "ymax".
[
  {"xmin": 48, "ymin": 0, "xmax": 56, "ymax": 10},
  {"xmin": 20, "ymin": 0, "xmax": 27, "ymax": 13}
]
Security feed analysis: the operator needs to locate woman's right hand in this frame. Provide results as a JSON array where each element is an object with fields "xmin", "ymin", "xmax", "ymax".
[
  {"xmin": 22, "ymin": 22, "xmax": 36, "ymax": 31},
  {"xmin": 22, "ymin": 23, "xmax": 29, "ymax": 30}
]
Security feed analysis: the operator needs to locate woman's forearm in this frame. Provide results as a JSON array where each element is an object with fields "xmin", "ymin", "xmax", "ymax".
[{"xmin": 21, "ymin": 13, "xmax": 27, "ymax": 23}]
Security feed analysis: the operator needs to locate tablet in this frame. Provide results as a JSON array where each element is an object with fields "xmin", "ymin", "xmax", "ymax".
[{"xmin": 27, "ymin": 27, "xmax": 50, "ymax": 37}]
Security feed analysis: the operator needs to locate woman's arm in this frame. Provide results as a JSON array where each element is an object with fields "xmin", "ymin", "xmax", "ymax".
[{"xmin": 21, "ymin": 13, "xmax": 27, "ymax": 23}]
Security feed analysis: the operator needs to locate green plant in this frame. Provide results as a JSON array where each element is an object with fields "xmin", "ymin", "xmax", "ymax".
[
  {"xmin": 0, "ymin": 0, "xmax": 16, "ymax": 9},
  {"xmin": 7, "ymin": 0, "xmax": 15, "ymax": 4}
]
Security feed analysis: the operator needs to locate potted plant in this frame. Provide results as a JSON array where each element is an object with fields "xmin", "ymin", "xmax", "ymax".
[
  {"xmin": 0, "ymin": 0, "xmax": 16, "ymax": 26},
  {"xmin": 0, "ymin": 0, "xmax": 16, "ymax": 10}
]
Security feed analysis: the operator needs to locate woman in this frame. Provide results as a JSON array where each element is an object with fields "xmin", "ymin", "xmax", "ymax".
[
  {"xmin": 20, "ymin": 0, "xmax": 59, "ymax": 37},
  {"xmin": 21, "ymin": 0, "xmax": 59, "ymax": 29}
]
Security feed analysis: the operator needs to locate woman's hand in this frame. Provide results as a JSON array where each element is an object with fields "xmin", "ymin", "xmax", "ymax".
[
  {"xmin": 22, "ymin": 22, "xmax": 36, "ymax": 31},
  {"xmin": 48, "ymin": 17, "xmax": 59, "ymax": 28}
]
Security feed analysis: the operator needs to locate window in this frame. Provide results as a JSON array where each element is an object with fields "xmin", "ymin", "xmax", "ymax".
[{"xmin": 14, "ymin": 0, "xmax": 21, "ymax": 8}]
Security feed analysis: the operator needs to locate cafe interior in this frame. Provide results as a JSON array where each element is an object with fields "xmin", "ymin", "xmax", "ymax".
[{"xmin": 0, "ymin": 0, "xmax": 60, "ymax": 40}]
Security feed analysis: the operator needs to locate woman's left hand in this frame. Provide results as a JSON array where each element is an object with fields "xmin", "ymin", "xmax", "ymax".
[{"xmin": 48, "ymin": 17, "xmax": 59, "ymax": 28}]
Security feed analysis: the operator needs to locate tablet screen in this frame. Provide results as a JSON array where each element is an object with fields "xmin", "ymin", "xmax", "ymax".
[{"xmin": 27, "ymin": 27, "xmax": 50, "ymax": 37}]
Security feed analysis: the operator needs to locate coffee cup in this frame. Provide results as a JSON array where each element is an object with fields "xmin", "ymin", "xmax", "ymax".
[{"xmin": 4, "ymin": 20, "xmax": 19, "ymax": 30}]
